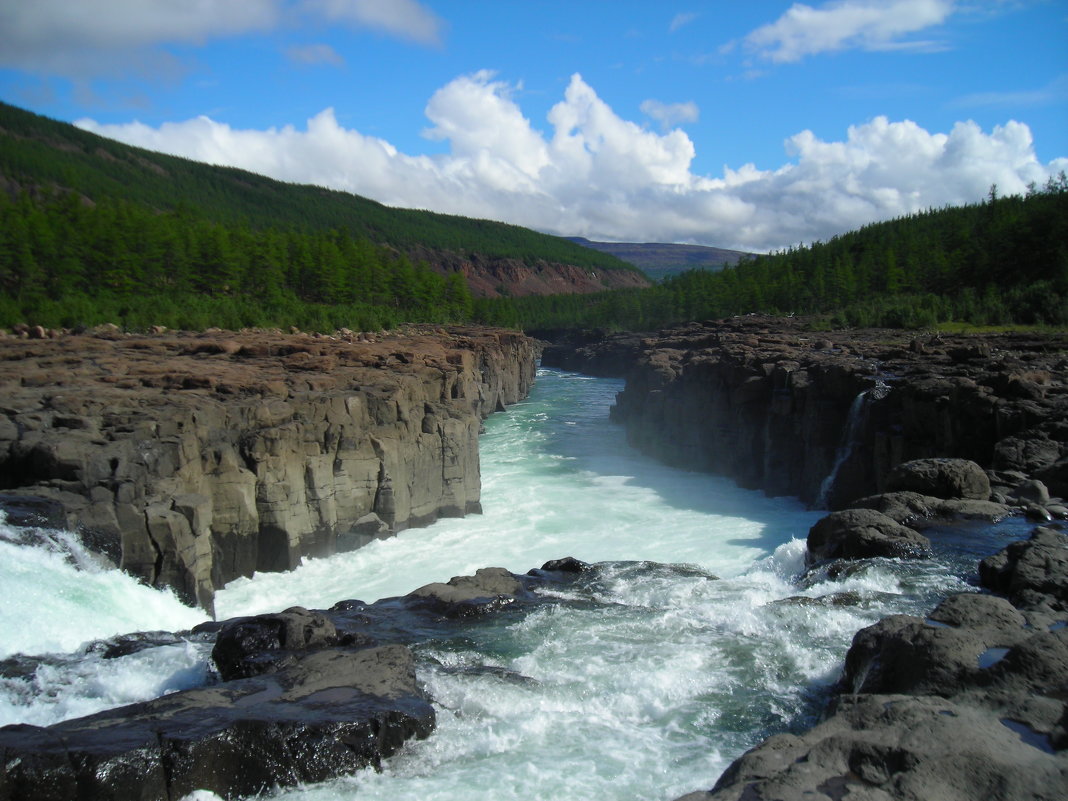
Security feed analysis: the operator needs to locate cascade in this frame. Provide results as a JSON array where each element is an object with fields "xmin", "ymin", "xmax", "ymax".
[
  {"xmin": 815, "ymin": 380, "xmax": 888, "ymax": 509},
  {"xmin": 1, "ymin": 369, "xmax": 1016, "ymax": 801}
]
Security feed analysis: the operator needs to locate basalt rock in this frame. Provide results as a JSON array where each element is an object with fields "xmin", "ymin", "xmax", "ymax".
[
  {"xmin": 806, "ymin": 508, "xmax": 931, "ymax": 563},
  {"xmin": 979, "ymin": 526, "xmax": 1068, "ymax": 611},
  {"xmin": 886, "ymin": 457, "xmax": 991, "ymax": 500},
  {"xmin": 0, "ymin": 645, "xmax": 435, "ymax": 801},
  {"xmin": 0, "ymin": 326, "xmax": 537, "ymax": 612},
  {"xmin": 544, "ymin": 317, "xmax": 1068, "ymax": 509},
  {"xmin": 676, "ymin": 526, "xmax": 1068, "ymax": 801}
]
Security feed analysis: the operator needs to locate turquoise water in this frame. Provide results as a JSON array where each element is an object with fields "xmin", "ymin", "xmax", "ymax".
[{"xmin": 0, "ymin": 368, "xmax": 1024, "ymax": 800}]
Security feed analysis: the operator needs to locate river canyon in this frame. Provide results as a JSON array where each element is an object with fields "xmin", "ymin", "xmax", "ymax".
[{"xmin": 0, "ymin": 321, "xmax": 1066, "ymax": 800}]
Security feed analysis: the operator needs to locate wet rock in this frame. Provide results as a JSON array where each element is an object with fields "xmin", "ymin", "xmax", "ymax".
[
  {"xmin": 407, "ymin": 567, "xmax": 529, "ymax": 617},
  {"xmin": 0, "ymin": 645, "xmax": 435, "ymax": 801},
  {"xmin": 537, "ymin": 556, "xmax": 591, "ymax": 573},
  {"xmin": 886, "ymin": 457, "xmax": 991, "ymax": 501},
  {"xmin": 676, "ymin": 695, "xmax": 1068, "ymax": 801},
  {"xmin": 212, "ymin": 606, "xmax": 342, "ymax": 680},
  {"xmin": 979, "ymin": 526, "xmax": 1068, "ymax": 607},
  {"xmin": 1010, "ymin": 478, "xmax": 1052, "ymax": 506},
  {"xmin": 806, "ymin": 508, "xmax": 931, "ymax": 563}
]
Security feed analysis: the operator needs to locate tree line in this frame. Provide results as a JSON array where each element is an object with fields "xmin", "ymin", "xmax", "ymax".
[
  {"xmin": 0, "ymin": 101, "xmax": 636, "ymax": 275},
  {"xmin": 475, "ymin": 177, "xmax": 1068, "ymax": 332},
  {"xmin": 0, "ymin": 190, "xmax": 473, "ymax": 331}
]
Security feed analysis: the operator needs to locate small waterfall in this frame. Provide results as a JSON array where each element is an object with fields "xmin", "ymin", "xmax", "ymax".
[{"xmin": 816, "ymin": 381, "xmax": 888, "ymax": 509}]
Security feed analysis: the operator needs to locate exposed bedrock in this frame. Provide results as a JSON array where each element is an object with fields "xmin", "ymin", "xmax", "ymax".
[
  {"xmin": 542, "ymin": 318, "xmax": 1068, "ymax": 510},
  {"xmin": 678, "ymin": 527, "xmax": 1068, "ymax": 801},
  {"xmin": 0, "ymin": 560, "xmax": 582, "ymax": 801},
  {"xmin": 0, "ymin": 326, "xmax": 537, "ymax": 612}
]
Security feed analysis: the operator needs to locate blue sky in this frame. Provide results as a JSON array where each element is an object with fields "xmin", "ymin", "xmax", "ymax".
[{"xmin": 1, "ymin": 1, "xmax": 1065, "ymax": 252}]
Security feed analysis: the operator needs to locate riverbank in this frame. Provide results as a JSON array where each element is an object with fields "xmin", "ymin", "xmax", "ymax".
[
  {"xmin": 0, "ymin": 325, "xmax": 537, "ymax": 612},
  {"xmin": 541, "ymin": 317, "xmax": 1068, "ymax": 799},
  {"xmin": 543, "ymin": 317, "xmax": 1068, "ymax": 512}
]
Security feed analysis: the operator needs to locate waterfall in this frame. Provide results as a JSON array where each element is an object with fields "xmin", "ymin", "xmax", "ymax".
[{"xmin": 816, "ymin": 380, "xmax": 887, "ymax": 509}]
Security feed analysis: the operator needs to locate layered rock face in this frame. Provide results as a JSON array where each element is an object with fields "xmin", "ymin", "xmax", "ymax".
[
  {"xmin": 0, "ymin": 326, "xmax": 536, "ymax": 612},
  {"xmin": 544, "ymin": 318, "xmax": 1068, "ymax": 508}
]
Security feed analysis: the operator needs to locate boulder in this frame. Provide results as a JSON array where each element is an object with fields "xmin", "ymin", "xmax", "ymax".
[
  {"xmin": 979, "ymin": 526, "xmax": 1068, "ymax": 607},
  {"xmin": 211, "ymin": 606, "xmax": 342, "ymax": 680},
  {"xmin": 806, "ymin": 509, "xmax": 931, "ymax": 563},
  {"xmin": 886, "ymin": 458, "xmax": 991, "ymax": 500},
  {"xmin": 408, "ymin": 567, "xmax": 527, "ymax": 616},
  {"xmin": 676, "ymin": 694, "xmax": 1068, "ymax": 801},
  {"xmin": 0, "ymin": 646, "xmax": 435, "ymax": 801}
]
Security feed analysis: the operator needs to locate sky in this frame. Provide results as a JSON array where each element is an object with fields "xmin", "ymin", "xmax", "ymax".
[{"xmin": 0, "ymin": 1, "xmax": 1065, "ymax": 253}]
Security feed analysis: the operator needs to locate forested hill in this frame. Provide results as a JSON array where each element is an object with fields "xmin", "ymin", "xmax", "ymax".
[
  {"xmin": 479, "ymin": 180, "xmax": 1068, "ymax": 331},
  {"xmin": 0, "ymin": 101, "xmax": 645, "ymax": 304}
]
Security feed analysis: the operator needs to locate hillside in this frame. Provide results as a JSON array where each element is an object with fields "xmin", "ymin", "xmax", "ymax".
[
  {"xmin": 479, "ymin": 180, "xmax": 1068, "ymax": 331},
  {"xmin": 567, "ymin": 237, "xmax": 748, "ymax": 278},
  {"xmin": 0, "ymin": 101, "xmax": 648, "ymax": 309}
]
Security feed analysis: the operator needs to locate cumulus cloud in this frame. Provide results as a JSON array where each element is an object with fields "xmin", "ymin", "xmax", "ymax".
[
  {"xmin": 76, "ymin": 72, "xmax": 1067, "ymax": 253},
  {"xmin": 0, "ymin": 0, "xmax": 441, "ymax": 78},
  {"xmin": 744, "ymin": 0, "xmax": 955, "ymax": 63},
  {"xmin": 640, "ymin": 99, "xmax": 700, "ymax": 130},
  {"xmin": 285, "ymin": 43, "xmax": 345, "ymax": 67}
]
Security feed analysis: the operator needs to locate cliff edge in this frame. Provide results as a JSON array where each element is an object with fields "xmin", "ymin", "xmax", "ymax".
[{"xmin": 0, "ymin": 325, "xmax": 537, "ymax": 613}]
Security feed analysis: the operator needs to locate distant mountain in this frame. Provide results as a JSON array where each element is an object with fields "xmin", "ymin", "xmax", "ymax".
[{"xmin": 567, "ymin": 237, "xmax": 750, "ymax": 278}]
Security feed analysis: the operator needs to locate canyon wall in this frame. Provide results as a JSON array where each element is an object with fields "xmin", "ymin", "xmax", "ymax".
[
  {"xmin": 543, "ymin": 318, "xmax": 1068, "ymax": 508},
  {"xmin": 0, "ymin": 326, "xmax": 537, "ymax": 613}
]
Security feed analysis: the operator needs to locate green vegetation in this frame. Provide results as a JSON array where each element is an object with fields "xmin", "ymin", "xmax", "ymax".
[
  {"xmin": 476, "ymin": 178, "xmax": 1068, "ymax": 332},
  {"xmin": 0, "ymin": 189, "xmax": 475, "ymax": 330},
  {"xmin": 1, "ymin": 100, "xmax": 1064, "ymax": 334},
  {"xmin": 0, "ymin": 101, "xmax": 639, "ymax": 331}
]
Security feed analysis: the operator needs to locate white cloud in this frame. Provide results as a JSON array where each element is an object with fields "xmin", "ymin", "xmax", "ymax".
[
  {"xmin": 299, "ymin": 0, "xmax": 444, "ymax": 46},
  {"xmin": 744, "ymin": 0, "xmax": 956, "ymax": 63},
  {"xmin": 285, "ymin": 43, "xmax": 345, "ymax": 67},
  {"xmin": 75, "ymin": 72, "xmax": 1067, "ymax": 253},
  {"xmin": 0, "ymin": 0, "xmax": 442, "ymax": 78},
  {"xmin": 640, "ymin": 99, "xmax": 700, "ymax": 130},
  {"xmin": 0, "ymin": 0, "xmax": 279, "ymax": 76},
  {"xmin": 670, "ymin": 12, "xmax": 699, "ymax": 33}
]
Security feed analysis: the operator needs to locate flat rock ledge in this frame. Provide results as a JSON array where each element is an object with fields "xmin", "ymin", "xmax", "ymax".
[
  {"xmin": 0, "ymin": 325, "xmax": 537, "ymax": 612},
  {"xmin": 0, "ymin": 559, "xmax": 585, "ymax": 801},
  {"xmin": 677, "ymin": 526, "xmax": 1068, "ymax": 801}
]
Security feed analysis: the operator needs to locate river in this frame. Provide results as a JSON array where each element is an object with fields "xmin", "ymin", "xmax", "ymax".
[{"xmin": 0, "ymin": 367, "xmax": 1029, "ymax": 800}]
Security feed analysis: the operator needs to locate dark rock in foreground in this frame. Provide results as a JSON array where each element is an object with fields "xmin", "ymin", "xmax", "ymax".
[
  {"xmin": 806, "ymin": 508, "xmax": 931, "ymax": 562},
  {"xmin": 0, "ymin": 646, "xmax": 435, "ymax": 801},
  {"xmin": 0, "ymin": 559, "xmax": 584, "ymax": 801},
  {"xmin": 677, "ymin": 526, "xmax": 1068, "ymax": 801}
]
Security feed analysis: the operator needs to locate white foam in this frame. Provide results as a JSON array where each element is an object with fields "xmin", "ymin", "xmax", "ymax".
[{"xmin": 0, "ymin": 525, "xmax": 207, "ymax": 660}]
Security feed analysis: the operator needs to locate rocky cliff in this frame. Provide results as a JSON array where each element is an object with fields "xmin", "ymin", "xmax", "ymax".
[
  {"xmin": 0, "ymin": 326, "xmax": 537, "ymax": 613},
  {"xmin": 543, "ymin": 318, "xmax": 1068, "ymax": 510},
  {"xmin": 405, "ymin": 244, "xmax": 651, "ymax": 298}
]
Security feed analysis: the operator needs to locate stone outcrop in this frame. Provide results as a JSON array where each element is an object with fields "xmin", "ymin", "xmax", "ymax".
[
  {"xmin": 677, "ymin": 526, "xmax": 1068, "ymax": 801},
  {"xmin": 0, "ymin": 560, "xmax": 582, "ymax": 801},
  {"xmin": 404, "ymin": 244, "xmax": 651, "ymax": 299},
  {"xmin": 0, "ymin": 326, "xmax": 537, "ymax": 612},
  {"xmin": 543, "ymin": 318, "xmax": 1068, "ymax": 510},
  {"xmin": 0, "ymin": 643, "xmax": 435, "ymax": 801},
  {"xmin": 806, "ymin": 508, "xmax": 931, "ymax": 562}
]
